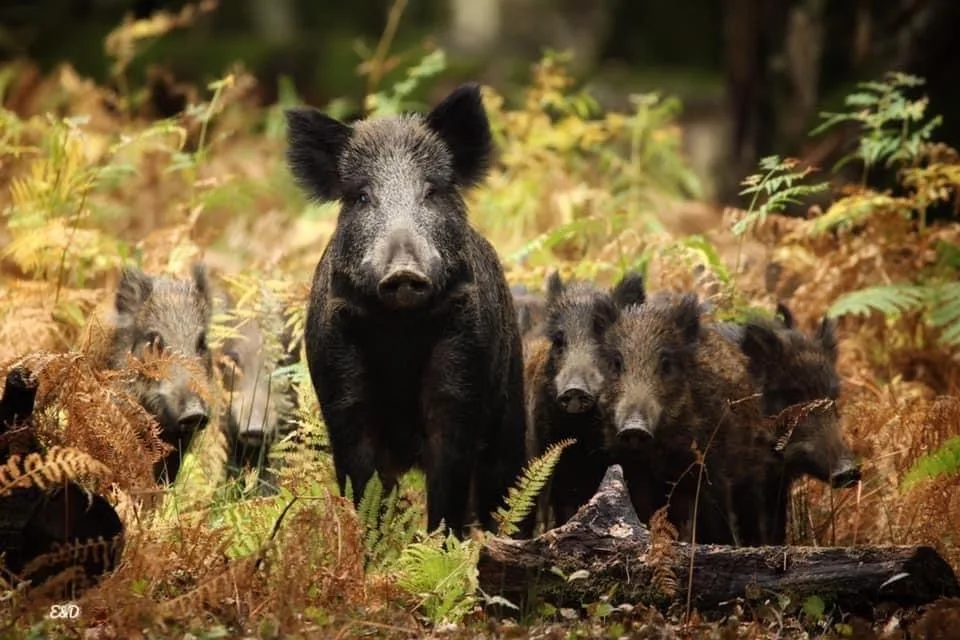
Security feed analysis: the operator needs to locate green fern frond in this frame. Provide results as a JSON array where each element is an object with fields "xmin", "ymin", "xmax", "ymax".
[
  {"xmin": 733, "ymin": 155, "xmax": 829, "ymax": 237},
  {"xmin": 827, "ymin": 284, "xmax": 929, "ymax": 319},
  {"xmin": 395, "ymin": 530, "xmax": 480, "ymax": 625},
  {"xmin": 927, "ymin": 282, "xmax": 960, "ymax": 346},
  {"xmin": 493, "ymin": 438, "xmax": 574, "ymax": 537},
  {"xmin": 901, "ymin": 435, "xmax": 960, "ymax": 492}
]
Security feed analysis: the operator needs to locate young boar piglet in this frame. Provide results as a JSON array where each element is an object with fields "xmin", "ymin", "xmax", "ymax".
[
  {"xmin": 601, "ymin": 294, "xmax": 770, "ymax": 545},
  {"xmin": 734, "ymin": 302, "xmax": 861, "ymax": 544},
  {"xmin": 219, "ymin": 312, "xmax": 300, "ymax": 495},
  {"xmin": 107, "ymin": 265, "xmax": 215, "ymax": 484},
  {"xmin": 524, "ymin": 271, "xmax": 646, "ymax": 530},
  {"xmin": 285, "ymin": 83, "xmax": 529, "ymax": 538}
]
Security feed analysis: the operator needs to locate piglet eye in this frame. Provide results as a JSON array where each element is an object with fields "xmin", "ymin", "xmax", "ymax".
[
  {"xmin": 610, "ymin": 352, "xmax": 624, "ymax": 376},
  {"xmin": 196, "ymin": 331, "xmax": 208, "ymax": 354},
  {"xmin": 659, "ymin": 353, "xmax": 675, "ymax": 376},
  {"xmin": 551, "ymin": 330, "xmax": 565, "ymax": 351}
]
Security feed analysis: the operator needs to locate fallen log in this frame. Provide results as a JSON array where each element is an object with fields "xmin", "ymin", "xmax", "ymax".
[{"xmin": 478, "ymin": 465, "xmax": 959, "ymax": 614}]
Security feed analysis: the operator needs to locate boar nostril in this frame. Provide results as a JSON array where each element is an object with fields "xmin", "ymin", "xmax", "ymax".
[
  {"xmin": 557, "ymin": 387, "xmax": 594, "ymax": 414},
  {"xmin": 377, "ymin": 269, "xmax": 433, "ymax": 309},
  {"xmin": 617, "ymin": 416, "xmax": 653, "ymax": 448},
  {"xmin": 178, "ymin": 409, "xmax": 209, "ymax": 433},
  {"xmin": 830, "ymin": 464, "xmax": 862, "ymax": 489}
]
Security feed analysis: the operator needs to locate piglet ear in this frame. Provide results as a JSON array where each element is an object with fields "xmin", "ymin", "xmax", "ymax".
[
  {"xmin": 115, "ymin": 267, "xmax": 153, "ymax": 317},
  {"xmin": 817, "ymin": 316, "xmax": 838, "ymax": 364},
  {"xmin": 425, "ymin": 83, "xmax": 494, "ymax": 189},
  {"xmin": 673, "ymin": 293, "xmax": 702, "ymax": 346},
  {"xmin": 191, "ymin": 263, "xmax": 213, "ymax": 318},
  {"xmin": 741, "ymin": 322, "xmax": 783, "ymax": 372},
  {"xmin": 545, "ymin": 271, "xmax": 565, "ymax": 306},
  {"xmin": 285, "ymin": 107, "xmax": 352, "ymax": 202},
  {"xmin": 610, "ymin": 271, "xmax": 646, "ymax": 309},
  {"xmin": 775, "ymin": 301, "xmax": 796, "ymax": 329}
]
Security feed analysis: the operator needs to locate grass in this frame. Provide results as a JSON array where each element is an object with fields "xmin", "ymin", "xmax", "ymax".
[{"xmin": 1, "ymin": 6, "xmax": 960, "ymax": 639}]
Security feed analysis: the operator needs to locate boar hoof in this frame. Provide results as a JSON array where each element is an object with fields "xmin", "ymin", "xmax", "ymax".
[
  {"xmin": 557, "ymin": 387, "xmax": 595, "ymax": 414},
  {"xmin": 377, "ymin": 269, "xmax": 433, "ymax": 309}
]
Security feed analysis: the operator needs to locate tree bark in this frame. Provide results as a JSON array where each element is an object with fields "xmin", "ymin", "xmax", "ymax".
[{"xmin": 478, "ymin": 465, "xmax": 959, "ymax": 613}]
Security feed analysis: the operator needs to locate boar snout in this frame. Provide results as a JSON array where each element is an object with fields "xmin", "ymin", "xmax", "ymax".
[
  {"xmin": 177, "ymin": 397, "xmax": 209, "ymax": 434},
  {"xmin": 373, "ymin": 226, "xmax": 439, "ymax": 310},
  {"xmin": 557, "ymin": 383, "xmax": 595, "ymax": 413},
  {"xmin": 830, "ymin": 459, "xmax": 862, "ymax": 488},
  {"xmin": 378, "ymin": 268, "xmax": 433, "ymax": 309},
  {"xmin": 617, "ymin": 414, "xmax": 654, "ymax": 449}
]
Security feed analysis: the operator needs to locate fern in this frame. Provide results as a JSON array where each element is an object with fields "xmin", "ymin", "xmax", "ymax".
[
  {"xmin": 493, "ymin": 438, "xmax": 573, "ymax": 537},
  {"xmin": 926, "ymin": 282, "xmax": 960, "ymax": 346},
  {"xmin": 827, "ymin": 284, "xmax": 930, "ymax": 319},
  {"xmin": 394, "ymin": 530, "xmax": 480, "ymax": 625},
  {"xmin": 901, "ymin": 435, "xmax": 960, "ymax": 492},
  {"xmin": 810, "ymin": 71, "xmax": 942, "ymax": 177},
  {"xmin": 733, "ymin": 155, "xmax": 830, "ymax": 238},
  {"xmin": 0, "ymin": 446, "xmax": 113, "ymax": 496}
]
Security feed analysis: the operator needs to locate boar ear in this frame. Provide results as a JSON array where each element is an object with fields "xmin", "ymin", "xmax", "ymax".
[
  {"xmin": 425, "ymin": 83, "xmax": 493, "ymax": 189},
  {"xmin": 191, "ymin": 263, "xmax": 212, "ymax": 310},
  {"xmin": 545, "ymin": 271, "xmax": 565, "ymax": 306},
  {"xmin": 673, "ymin": 294, "xmax": 701, "ymax": 345},
  {"xmin": 115, "ymin": 267, "xmax": 153, "ymax": 316},
  {"xmin": 775, "ymin": 301, "xmax": 795, "ymax": 329},
  {"xmin": 816, "ymin": 316, "xmax": 838, "ymax": 363},
  {"xmin": 741, "ymin": 322, "xmax": 783, "ymax": 367},
  {"xmin": 592, "ymin": 296, "xmax": 619, "ymax": 335},
  {"xmin": 610, "ymin": 271, "xmax": 646, "ymax": 309},
  {"xmin": 285, "ymin": 106, "xmax": 351, "ymax": 202}
]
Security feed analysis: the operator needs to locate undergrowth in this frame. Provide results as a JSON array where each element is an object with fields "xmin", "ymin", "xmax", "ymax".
[{"xmin": 0, "ymin": 5, "xmax": 959, "ymax": 638}]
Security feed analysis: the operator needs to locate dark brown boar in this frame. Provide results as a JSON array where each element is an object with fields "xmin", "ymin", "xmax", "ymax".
[
  {"xmin": 733, "ymin": 303, "xmax": 861, "ymax": 544},
  {"xmin": 103, "ymin": 265, "xmax": 215, "ymax": 484},
  {"xmin": 600, "ymin": 293, "xmax": 770, "ymax": 545},
  {"xmin": 523, "ymin": 270, "xmax": 646, "ymax": 531},
  {"xmin": 285, "ymin": 83, "xmax": 528, "ymax": 538}
]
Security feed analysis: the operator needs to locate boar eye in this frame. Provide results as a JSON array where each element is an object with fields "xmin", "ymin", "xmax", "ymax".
[
  {"xmin": 658, "ymin": 352, "xmax": 676, "ymax": 376},
  {"xmin": 423, "ymin": 182, "xmax": 437, "ymax": 201},
  {"xmin": 609, "ymin": 352, "xmax": 624, "ymax": 376},
  {"xmin": 550, "ymin": 330, "xmax": 565, "ymax": 351}
]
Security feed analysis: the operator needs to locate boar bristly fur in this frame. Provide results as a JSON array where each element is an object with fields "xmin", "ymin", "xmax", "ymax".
[
  {"xmin": 736, "ymin": 304, "xmax": 861, "ymax": 544},
  {"xmin": 107, "ymin": 264, "xmax": 215, "ymax": 484},
  {"xmin": 524, "ymin": 271, "xmax": 646, "ymax": 531},
  {"xmin": 601, "ymin": 294, "xmax": 770, "ymax": 545},
  {"xmin": 285, "ymin": 83, "xmax": 528, "ymax": 538}
]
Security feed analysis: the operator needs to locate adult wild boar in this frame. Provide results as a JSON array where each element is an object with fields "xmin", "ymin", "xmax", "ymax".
[{"xmin": 285, "ymin": 83, "xmax": 528, "ymax": 537}]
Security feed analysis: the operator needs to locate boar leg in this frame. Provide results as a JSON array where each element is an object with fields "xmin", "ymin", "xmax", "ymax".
[
  {"xmin": 420, "ymin": 340, "xmax": 484, "ymax": 537},
  {"xmin": 312, "ymin": 341, "xmax": 378, "ymax": 507}
]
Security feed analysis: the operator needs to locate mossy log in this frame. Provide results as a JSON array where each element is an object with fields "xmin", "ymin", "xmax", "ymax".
[{"xmin": 478, "ymin": 465, "xmax": 959, "ymax": 613}]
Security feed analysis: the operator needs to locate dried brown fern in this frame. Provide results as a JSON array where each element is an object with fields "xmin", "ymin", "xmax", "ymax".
[
  {"xmin": 0, "ymin": 446, "xmax": 112, "ymax": 496},
  {"xmin": 647, "ymin": 506, "xmax": 679, "ymax": 601}
]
